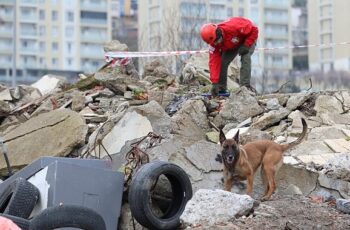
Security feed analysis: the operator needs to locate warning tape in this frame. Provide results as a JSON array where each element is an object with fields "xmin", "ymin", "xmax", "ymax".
[{"xmin": 105, "ymin": 41, "xmax": 350, "ymax": 60}]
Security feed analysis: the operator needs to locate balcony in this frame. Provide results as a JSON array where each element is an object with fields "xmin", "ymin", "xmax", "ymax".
[
  {"xmin": 0, "ymin": 12, "xmax": 14, "ymax": 21},
  {"xmin": 80, "ymin": 1, "xmax": 107, "ymax": 12},
  {"xmin": 80, "ymin": 48, "xmax": 104, "ymax": 58},
  {"xmin": 265, "ymin": 16, "xmax": 289, "ymax": 24},
  {"xmin": 80, "ymin": 18, "xmax": 108, "ymax": 27},
  {"xmin": 265, "ymin": 0, "xmax": 289, "ymax": 9},
  {"xmin": 20, "ymin": 29, "xmax": 38, "ymax": 37},
  {"xmin": 20, "ymin": 47, "xmax": 39, "ymax": 55},
  {"xmin": 0, "ymin": 28, "xmax": 14, "ymax": 37},
  {"xmin": 20, "ymin": 60, "xmax": 37, "ymax": 68},
  {"xmin": 1, "ymin": 0, "xmax": 14, "ymax": 5},
  {"xmin": 80, "ymin": 33, "xmax": 108, "ymax": 43},
  {"xmin": 20, "ymin": 0, "xmax": 38, "ymax": 5},
  {"xmin": 0, "ymin": 45, "xmax": 12, "ymax": 54},
  {"xmin": 265, "ymin": 31, "xmax": 289, "ymax": 39},
  {"xmin": 20, "ymin": 14, "xmax": 38, "ymax": 22}
]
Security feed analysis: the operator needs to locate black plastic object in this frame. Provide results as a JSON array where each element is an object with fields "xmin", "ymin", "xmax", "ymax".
[
  {"xmin": 29, "ymin": 205, "xmax": 106, "ymax": 230},
  {"xmin": 0, "ymin": 177, "xmax": 39, "ymax": 218},
  {"xmin": 128, "ymin": 161, "xmax": 193, "ymax": 230},
  {"xmin": 0, "ymin": 157, "xmax": 124, "ymax": 230}
]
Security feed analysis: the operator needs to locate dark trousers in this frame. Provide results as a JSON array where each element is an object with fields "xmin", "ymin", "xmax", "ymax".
[{"xmin": 219, "ymin": 43, "xmax": 256, "ymax": 89}]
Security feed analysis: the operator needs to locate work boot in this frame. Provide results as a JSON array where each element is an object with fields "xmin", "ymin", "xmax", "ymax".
[
  {"xmin": 211, "ymin": 84, "xmax": 220, "ymax": 97},
  {"xmin": 241, "ymin": 85, "xmax": 257, "ymax": 95}
]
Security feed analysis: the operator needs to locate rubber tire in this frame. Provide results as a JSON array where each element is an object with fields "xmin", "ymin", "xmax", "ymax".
[
  {"xmin": 0, "ymin": 177, "xmax": 40, "ymax": 218},
  {"xmin": 0, "ymin": 213, "xmax": 30, "ymax": 230},
  {"xmin": 29, "ymin": 205, "xmax": 106, "ymax": 230},
  {"xmin": 128, "ymin": 161, "xmax": 193, "ymax": 230}
]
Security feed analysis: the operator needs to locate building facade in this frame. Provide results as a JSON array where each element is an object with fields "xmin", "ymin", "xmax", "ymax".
[
  {"xmin": 112, "ymin": 0, "xmax": 138, "ymax": 52},
  {"xmin": 292, "ymin": 0, "xmax": 308, "ymax": 70},
  {"xmin": 0, "ymin": 0, "xmax": 113, "ymax": 85},
  {"xmin": 308, "ymin": 0, "xmax": 350, "ymax": 72},
  {"xmin": 138, "ymin": 0, "xmax": 292, "ymax": 79}
]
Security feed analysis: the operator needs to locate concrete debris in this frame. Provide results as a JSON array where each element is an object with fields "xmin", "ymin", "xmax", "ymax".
[
  {"xmin": 0, "ymin": 52, "xmax": 350, "ymax": 229},
  {"xmin": 180, "ymin": 189, "xmax": 255, "ymax": 227},
  {"xmin": 31, "ymin": 75, "xmax": 65, "ymax": 96}
]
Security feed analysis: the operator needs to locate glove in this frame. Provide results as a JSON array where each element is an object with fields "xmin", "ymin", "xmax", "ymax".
[{"xmin": 238, "ymin": 45, "xmax": 250, "ymax": 56}]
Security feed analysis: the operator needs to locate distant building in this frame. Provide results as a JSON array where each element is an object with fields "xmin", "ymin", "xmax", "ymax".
[
  {"xmin": 308, "ymin": 0, "xmax": 350, "ymax": 72},
  {"xmin": 112, "ymin": 0, "xmax": 138, "ymax": 52},
  {"xmin": 292, "ymin": 0, "xmax": 308, "ymax": 70},
  {"xmin": 0, "ymin": 0, "xmax": 113, "ymax": 85},
  {"xmin": 138, "ymin": 0, "xmax": 292, "ymax": 79}
]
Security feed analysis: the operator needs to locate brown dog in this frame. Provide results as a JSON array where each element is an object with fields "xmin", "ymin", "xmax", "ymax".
[{"xmin": 219, "ymin": 118, "xmax": 307, "ymax": 201}]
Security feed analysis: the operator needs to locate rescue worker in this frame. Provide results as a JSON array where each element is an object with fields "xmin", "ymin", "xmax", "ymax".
[{"xmin": 200, "ymin": 17, "xmax": 258, "ymax": 96}]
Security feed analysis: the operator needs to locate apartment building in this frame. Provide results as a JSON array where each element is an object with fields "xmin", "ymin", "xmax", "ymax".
[
  {"xmin": 292, "ymin": 0, "xmax": 308, "ymax": 70},
  {"xmin": 138, "ymin": 0, "xmax": 292, "ymax": 78},
  {"xmin": 308, "ymin": 0, "xmax": 350, "ymax": 72},
  {"xmin": 112, "ymin": 0, "xmax": 138, "ymax": 51},
  {"xmin": 0, "ymin": 0, "xmax": 113, "ymax": 85}
]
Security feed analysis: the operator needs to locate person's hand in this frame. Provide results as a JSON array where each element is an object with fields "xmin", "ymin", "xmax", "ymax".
[{"xmin": 238, "ymin": 45, "xmax": 250, "ymax": 56}]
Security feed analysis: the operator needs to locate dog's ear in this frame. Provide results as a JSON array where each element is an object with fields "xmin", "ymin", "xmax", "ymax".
[
  {"xmin": 219, "ymin": 129, "xmax": 226, "ymax": 145},
  {"xmin": 234, "ymin": 129, "xmax": 240, "ymax": 143}
]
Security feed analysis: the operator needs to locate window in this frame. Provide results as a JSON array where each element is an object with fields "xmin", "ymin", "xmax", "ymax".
[
  {"xmin": 52, "ymin": 11, "xmax": 58, "ymax": 21},
  {"xmin": 238, "ymin": 7, "xmax": 244, "ymax": 16},
  {"xmin": 66, "ymin": 11, "xmax": 74, "ymax": 22},
  {"xmin": 65, "ymin": 26, "xmax": 74, "ymax": 37},
  {"xmin": 52, "ymin": 42, "xmax": 58, "ymax": 51},
  {"xmin": 52, "ymin": 26, "xmax": 58, "ymax": 36},
  {"xmin": 40, "ymin": 42, "xmax": 45, "ymax": 51},
  {"xmin": 67, "ymin": 42, "xmax": 72, "ymax": 53},
  {"xmin": 39, "ymin": 26, "xmax": 45, "ymax": 36},
  {"xmin": 67, "ymin": 58, "xmax": 72, "ymax": 66},
  {"xmin": 227, "ymin": 7, "xmax": 233, "ymax": 17},
  {"xmin": 39, "ymin": 10, "xmax": 45, "ymax": 20},
  {"xmin": 52, "ymin": 58, "xmax": 58, "ymax": 66}
]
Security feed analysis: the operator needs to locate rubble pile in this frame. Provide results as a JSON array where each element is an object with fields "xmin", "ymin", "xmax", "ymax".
[{"xmin": 1, "ymin": 40, "xmax": 350, "ymax": 229}]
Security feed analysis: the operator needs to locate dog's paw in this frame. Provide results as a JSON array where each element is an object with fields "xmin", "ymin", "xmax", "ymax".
[
  {"xmin": 260, "ymin": 196, "xmax": 270, "ymax": 202},
  {"xmin": 215, "ymin": 154, "xmax": 222, "ymax": 163}
]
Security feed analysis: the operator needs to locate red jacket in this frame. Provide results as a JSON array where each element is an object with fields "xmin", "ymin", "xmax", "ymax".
[{"xmin": 208, "ymin": 17, "xmax": 258, "ymax": 83}]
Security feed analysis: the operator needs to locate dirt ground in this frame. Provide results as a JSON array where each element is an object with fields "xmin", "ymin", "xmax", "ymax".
[
  {"xmin": 236, "ymin": 195, "xmax": 349, "ymax": 230},
  {"xmin": 189, "ymin": 195, "xmax": 350, "ymax": 230}
]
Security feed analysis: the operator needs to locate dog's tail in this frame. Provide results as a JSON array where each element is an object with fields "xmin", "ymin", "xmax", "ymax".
[{"xmin": 282, "ymin": 118, "xmax": 308, "ymax": 151}]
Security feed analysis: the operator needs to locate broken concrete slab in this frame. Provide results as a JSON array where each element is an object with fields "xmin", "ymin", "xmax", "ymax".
[
  {"xmin": 288, "ymin": 141, "xmax": 334, "ymax": 156},
  {"xmin": 216, "ymin": 87, "xmax": 264, "ymax": 126},
  {"xmin": 31, "ymin": 74, "xmax": 64, "ymax": 95},
  {"xmin": 0, "ymin": 89, "xmax": 13, "ymax": 101},
  {"xmin": 92, "ymin": 110, "xmax": 153, "ymax": 159},
  {"xmin": 251, "ymin": 107, "xmax": 290, "ymax": 130},
  {"xmin": 296, "ymin": 153, "xmax": 338, "ymax": 165},
  {"xmin": 130, "ymin": 100, "xmax": 172, "ymax": 138},
  {"xmin": 324, "ymin": 139, "xmax": 350, "ymax": 153},
  {"xmin": 308, "ymin": 126, "xmax": 347, "ymax": 141},
  {"xmin": 314, "ymin": 94, "xmax": 343, "ymax": 115},
  {"xmin": 185, "ymin": 140, "xmax": 222, "ymax": 173},
  {"xmin": 180, "ymin": 189, "xmax": 255, "ymax": 227},
  {"xmin": 318, "ymin": 174, "xmax": 350, "ymax": 199},
  {"xmin": 0, "ymin": 109, "xmax": 88, "ymax": 175},
  {"xmin": 0, "ymin": 101, "xmax": 11, "ymax": 117},
  {"xmin": 286, "ymin": 92, "xmax": 311, "ymax": 111}
]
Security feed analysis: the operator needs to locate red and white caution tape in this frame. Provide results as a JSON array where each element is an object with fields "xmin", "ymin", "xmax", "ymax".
[{"xmin": 105, "ymin": 41, "xmax": 350, "ymax": 60}]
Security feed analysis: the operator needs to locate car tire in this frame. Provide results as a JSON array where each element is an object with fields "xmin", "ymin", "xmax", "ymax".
[
  {"xmin": 29, "ymin": 205, "xmax": 106, "ymax": 230},
  {"xmin": 128, "ymin": 161, "xmax": 193, "ymax": 230},
  {"xmin": 0, "ymin": 177, "xmax": 40, "ymax": 218}
]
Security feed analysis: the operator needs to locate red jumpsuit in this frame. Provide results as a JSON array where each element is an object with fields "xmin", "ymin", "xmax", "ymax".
[{"xmin": 208, "ymin": 17, "xmax": 258, "ymax": 84}]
